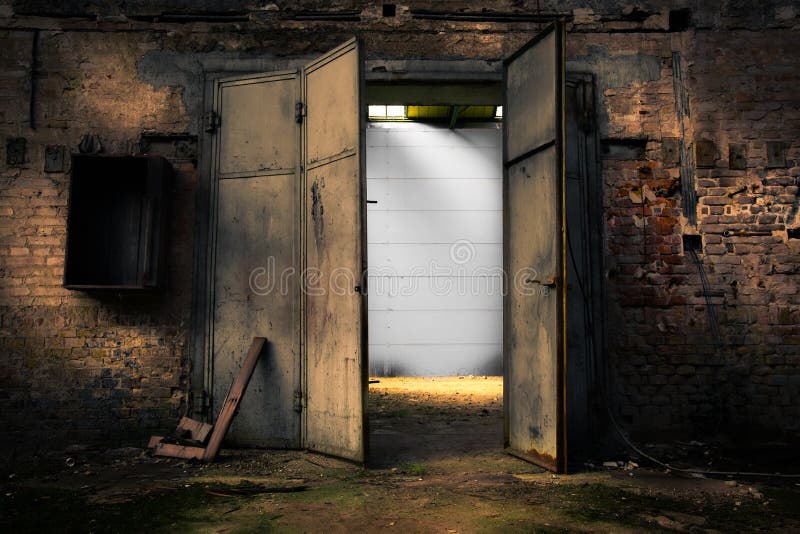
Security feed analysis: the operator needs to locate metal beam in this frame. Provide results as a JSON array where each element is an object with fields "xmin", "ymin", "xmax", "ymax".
[
  {"xmin": 449, "ymin": 105, "xmax": 464, "ymax": 129},
  {"xmin": 365, "ymin": 82, "xmax": 501, "ymax": 105}
]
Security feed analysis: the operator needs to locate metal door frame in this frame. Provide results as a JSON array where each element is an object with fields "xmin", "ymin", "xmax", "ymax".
[{"xmin": 189, "ymin": 58, "xmax": 605, "ymax": 460}]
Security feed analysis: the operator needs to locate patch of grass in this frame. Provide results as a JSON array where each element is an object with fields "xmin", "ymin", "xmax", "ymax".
[
  {"xmin": 0, "ymin": 483, "xmax": 285, "ymax": 533},
  {"xmin": 278, "ymin": 479, "xmax": 365, "ymax": 506},
  {"xmin": 400, "ymin": 463, "xmax": 429, "ymax": 476}
]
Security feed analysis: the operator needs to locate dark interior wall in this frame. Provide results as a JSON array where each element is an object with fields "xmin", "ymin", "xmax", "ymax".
[{"xmin": 0, "ymin": 1, "xmax": 798, "ymax": 450}]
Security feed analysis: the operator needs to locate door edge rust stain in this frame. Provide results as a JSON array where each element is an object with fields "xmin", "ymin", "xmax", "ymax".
[{"xmin": 506, "ymin": 446, "xmax": 559, "ymax": 473}]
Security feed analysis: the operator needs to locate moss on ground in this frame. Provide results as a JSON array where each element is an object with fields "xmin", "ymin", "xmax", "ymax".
[
  {"xmin": 1, "ymin": 475, "xmax": 796, "ymax": 533},
  {"xmin": 0, "ymin": 483, "xmax": 285, "ymax": 534}
]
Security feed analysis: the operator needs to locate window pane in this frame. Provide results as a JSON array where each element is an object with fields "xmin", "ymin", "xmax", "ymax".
[
  {"xmin": 386, "ymin": 105, "xmax": 405, "ymax": 118},
  {"xmin": 368, "ymin": 105, "xmax": 387, "ymax": 118}
]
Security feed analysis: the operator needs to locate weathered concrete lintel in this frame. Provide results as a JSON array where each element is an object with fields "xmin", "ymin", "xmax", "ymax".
[
  {"xmin": 139, "ymin": 54, "xmax": 507, "ymax": 132},
  {"xmin": 365, "ymin": 59, "xmax": 502, "ymax": 81},
  {"xmin": 139, "ymin": 45, "xmax": 662, "ymax": 137},
  {"xmin": 204, "ymin": 58, "xmax": 504, "ymax": 80}
]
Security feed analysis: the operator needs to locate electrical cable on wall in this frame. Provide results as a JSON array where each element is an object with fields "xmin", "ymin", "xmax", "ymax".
[
  {"xmin": 688, "ymin": 248, "xmax": 722, "ymax": 347},
  {"xmin": 687, "ymin": 247, "xmax": 728, "ymax": 433}
]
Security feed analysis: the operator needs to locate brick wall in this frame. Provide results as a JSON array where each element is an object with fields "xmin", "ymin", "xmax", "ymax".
[
  {"xmin": 0, "ymin": 1, "xmax": 798, "ymax": 449},
  {"xmin": 598, "ymin": 27, "xmax": 800, "ymax": 436},
  {"xmin": 0, "ymin": 28, "xmax": 195, "ymax": 449}
]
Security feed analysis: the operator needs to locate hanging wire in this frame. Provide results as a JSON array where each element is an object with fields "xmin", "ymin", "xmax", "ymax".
[{"xmin": 688, "ymin": 248, "xmax": 722, "ymax": 347}]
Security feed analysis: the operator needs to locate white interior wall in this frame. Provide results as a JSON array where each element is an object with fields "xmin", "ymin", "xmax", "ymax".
[{"xmin": 366, "ymin": 122, "xmax": 503, "ymax": 376}]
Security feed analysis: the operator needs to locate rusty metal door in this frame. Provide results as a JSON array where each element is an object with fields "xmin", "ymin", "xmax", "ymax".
[
  {"xmin": 209, "ymin": 70, "xmax": 302, "ymax": 447},
  {"xmin": 301, "ymin": 39, "xmax": 368, "ymax": 462},
  {"xmin": 503, "ymin": 22, "xmax": 567, "ymax": 473}
]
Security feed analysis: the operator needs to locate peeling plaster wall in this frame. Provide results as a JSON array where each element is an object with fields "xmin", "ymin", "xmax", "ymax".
[
  {"xmin": 0, "ymin": 0, "xmax": 798, "ymax": 450},
  {"xmin": 567, "ymin": 46, "xmax": 663, "ymax": 138}
]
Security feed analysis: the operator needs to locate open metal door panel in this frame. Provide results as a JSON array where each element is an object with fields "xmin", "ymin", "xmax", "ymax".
[
  {"xmin": 503, "ymin": 22, "xmax": 567, "ymax": 473},
  {"xmin": 302, "ymin": 39, "xmax": 367, "ymax": 462},
  {"xmin": 210, "ymin": 70, "xmax": 302, "ymax": 447}
]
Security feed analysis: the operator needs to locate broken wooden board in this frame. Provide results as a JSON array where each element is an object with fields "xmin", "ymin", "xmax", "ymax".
[
  {"xmin": 176, "ymin": 416, "xmax": 213, "ymax": 443},
  {"xmin": 151, "ymin": 441, "xmax": 206, "ymax": 461},
  {"xmin": 149, "ymin": 337, "xmax": 267, "ymax": 462},
  {"xmin": 201, "ymin": 336, "xmax": 266, "ymax": 461}
]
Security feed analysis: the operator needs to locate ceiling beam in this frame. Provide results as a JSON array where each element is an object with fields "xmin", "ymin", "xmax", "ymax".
[
  {"xmin": 449, "ymin": 105, "xmax": 464, "ymax": 129},
  {"xmin": 365, "ymin": 82, "xmax": 501, "ymax": 105}
]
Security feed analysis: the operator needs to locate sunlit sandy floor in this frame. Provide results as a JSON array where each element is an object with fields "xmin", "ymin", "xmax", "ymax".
[
  {"xmin": 368, "ymin": 376, "xmax": 504, "ymax": 467},
  {"xmin": 369, "ymin": 375, "xmax": 502, "ymax": 396}
]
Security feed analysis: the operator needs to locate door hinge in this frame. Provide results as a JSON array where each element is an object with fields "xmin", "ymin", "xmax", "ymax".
[
  {"xmin": 294, "ymin": 390, "xmax": 304, "ymax": 413},
  {"xmin": 193, "ymin": 390, "xmax": 211, "ymax": 418},
  {"xmin": 295, "ymin": 102, "xmax": 304, "ymax": 124},
  {"xmin": 205, "ymin": 111, "xmax": 220, "ymax": 134}
]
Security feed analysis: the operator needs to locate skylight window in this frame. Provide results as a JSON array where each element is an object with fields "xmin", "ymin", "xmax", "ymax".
[
  {"xmin": 386, "ymin": 105, "xmax": 405, "ymax": 118},
  {"xmin": 367, "ymin": 104, "xmax": 502, "ymax": 122},
  {"xmin": 368, "ymin": 105, "xmax": 406, "ymax": 119},
  {"xmin": 368, "ymin": 105, "xmax": 386, "ymax": 118}
]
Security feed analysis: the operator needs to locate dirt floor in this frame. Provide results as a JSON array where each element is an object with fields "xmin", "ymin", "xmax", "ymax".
[{"xmin": 2, "ymin": 377, "xmax": 798, "ymax": 533}]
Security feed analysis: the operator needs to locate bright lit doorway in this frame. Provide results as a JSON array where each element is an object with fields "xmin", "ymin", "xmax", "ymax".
[{"xmin": 365, "ymin": 104, "xmax": 505, "ymax": 466}]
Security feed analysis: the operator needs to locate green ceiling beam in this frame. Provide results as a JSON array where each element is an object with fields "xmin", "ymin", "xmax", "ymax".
[{"xmin": 449, "ymin": 105, "xmax": 464, "ymax": 129}]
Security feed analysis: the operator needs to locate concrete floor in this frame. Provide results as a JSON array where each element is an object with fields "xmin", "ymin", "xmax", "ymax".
[{"xmin": 1, "ymin": 377, "xmax": 796, "ymax": 532}]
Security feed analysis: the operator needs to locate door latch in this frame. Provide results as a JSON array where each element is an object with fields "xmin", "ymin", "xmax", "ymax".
[
  {"xmin": 294, "ymin": 391, "xmax": 303, "ymax": 413},
  {"xmin": 525, "ymin": 276, "xmax": 558, "ymax": 288},
  {"xmin": 295, "ymin": 102, "xmax": 304, "ymax": 124}
]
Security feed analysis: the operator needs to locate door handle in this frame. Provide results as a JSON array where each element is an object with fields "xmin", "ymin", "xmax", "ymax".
[{"xmin": 525, "ymin": 276, "xmax": 558, "ymax": 288}]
